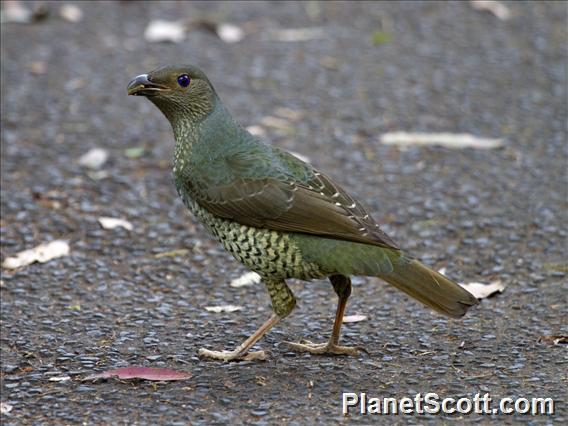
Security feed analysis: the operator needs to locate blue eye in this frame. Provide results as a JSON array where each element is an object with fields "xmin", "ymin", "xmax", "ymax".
[{"xmin": 177, "ymin": 74, "xmax": 190, "ymax": 87}]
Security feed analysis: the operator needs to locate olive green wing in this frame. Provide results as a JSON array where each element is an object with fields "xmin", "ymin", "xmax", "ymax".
[{"xmin": 181, "ymin": 147, "xmax": 398, "ymax": 249}]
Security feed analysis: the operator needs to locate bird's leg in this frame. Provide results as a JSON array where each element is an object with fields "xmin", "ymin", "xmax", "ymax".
[
  {"xmin": 198, "ymin": 313, "xmax": 281, "ymax": 361},
  {"xmin": 284, "ymin": 274, "xmax": 362, "ymax": 356},
  {"xmin": 198, "ymin": 279, "xmax": 296, "ymax": 361}
]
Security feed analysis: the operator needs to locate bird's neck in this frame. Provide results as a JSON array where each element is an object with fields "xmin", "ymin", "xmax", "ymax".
[{"xmin": 171, "ymin": 103, "xmax": 241, "ymax": 178}]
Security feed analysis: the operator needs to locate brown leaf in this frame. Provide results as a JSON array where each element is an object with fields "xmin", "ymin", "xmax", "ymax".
[{"xmin": 538, "ymin": 335, "xmax": 567, "ymax": 345}]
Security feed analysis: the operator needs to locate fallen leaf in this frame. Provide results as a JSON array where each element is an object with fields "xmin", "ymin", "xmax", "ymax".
[
  {"xmin": 343, "ymin": 314, "xmax": 368, "ymax": 323},
  {"xmin": 84, "ymin": 366, "xmax": 191, "ymax": 382},
  {"xmin": 78, "ymin": 148, "xmax": 108, "ymax": 169},
  {"xmin": 155, "ymin": 249, "xmax": 189, "ymax": 259},
  {"xmin": 216, "ymin": 23, "xmax": 244, "ymax": 43},
  {"xmin": 380, "ymin": 132, "xmax": 503, "ymax": 150},
  {"xmin": 459, "ymin": 280, "xmax": 506, "ymax": 299},
  {"xmin": 0, "ymin": 0, "xmax": 47, "ymax": 24},
  {"xmin": 124, "ymin": 146, "xmax": 145, "ymax": 158},
  {"xmin": 542, "ymin": 263, "xmax": 568, "ymax": 273},
  {"xmin": 59, "ymin": 4, "xmax": 82, "ymax": 23},
  {"xmin": 274, "ymin": 107, "xmax": 303, "ymax": 121},
  {"xmin": 230, "ymin": 271, "xmax": 261, "ymax": 288},
  {"xmin": 259, "ymin": 116, "xmax": 293, "ymax": 131},
  {"xmin": 48, "ymin": 375, "xmax": 71, "ymax": 382},
  {"xmin": 27, "ymin": 61, "xmax": 47, "ymax": 75},
  {"xmin": 0, "ymin": 402, "xmax": 12, "ymax": 415},
  {"xmin": 246, "ymin": 125, "xmax": 266, "ymax": 137},
  {"xmin": 1, "ymin": 0, "xmax": 32, "ymax": 23},
  {"xmin": 3, "ymin": 240, "xmax": 70, "ymax": 269},
  {"xmin": 537, "ymin": 335, "xmax": 567, "ymax": 345},
  {"xmin": 268, "ymin": 27, "xmax": 325, "ymax": 42},
  {"xmin": 98, "ymin": 217, "xmax": 133, "ymax": 231},
  {"xmin": 371, "ymin": 31, "xmax": 392, "ymax": 45},
  {"xmin": 144, "ymin": 20, "xmax": 186, "ymax": 43},
  {"xmin": 470, "ymin": 0, "xmax": 511, "ymax": 21},
  {"xmin": 320, "ymin": 56, "xmax": 340, "ymax": 70},
  {"xmin": 205, "ymin": 305, "xmax": 243, "ymax": 313},
  {"xmin": 87, "ymin": 170, "xmax": 110, "ymax": 181}
]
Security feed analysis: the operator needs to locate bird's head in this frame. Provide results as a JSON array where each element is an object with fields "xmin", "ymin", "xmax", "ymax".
[{"xmin": 127, "ymin": 64, "xmax": 218, "ymax": 123}]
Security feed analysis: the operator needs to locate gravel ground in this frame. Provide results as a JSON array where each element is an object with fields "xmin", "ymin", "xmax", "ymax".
[{"xmin": 1, "ymin": 1, "xmax": 566, "ymax": 424}]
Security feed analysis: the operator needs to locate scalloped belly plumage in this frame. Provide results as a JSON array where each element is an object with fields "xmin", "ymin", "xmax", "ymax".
[{"xmin": 183, "ymin": 196, "xmax": 325, "ymax": 280}]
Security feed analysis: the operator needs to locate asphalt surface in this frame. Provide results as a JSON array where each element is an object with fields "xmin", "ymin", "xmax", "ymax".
[{"xmin": 1, "ymin": 1, "xmax": 566, "ymax": 424}]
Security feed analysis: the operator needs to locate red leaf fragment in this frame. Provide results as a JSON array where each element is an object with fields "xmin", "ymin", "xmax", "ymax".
[{"xmin": 84, "ymin": 366, "xmax": 191, "ymax": 381}]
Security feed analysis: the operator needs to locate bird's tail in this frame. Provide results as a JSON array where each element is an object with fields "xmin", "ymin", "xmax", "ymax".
[{"xmin": 379, "ymin": 256, "xmax": 478, "ymax": 318}]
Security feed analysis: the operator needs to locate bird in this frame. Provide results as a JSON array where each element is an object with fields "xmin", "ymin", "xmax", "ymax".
[{"xmin": 127, "ymin": 64, "xmax": 478, "ymax": 361}]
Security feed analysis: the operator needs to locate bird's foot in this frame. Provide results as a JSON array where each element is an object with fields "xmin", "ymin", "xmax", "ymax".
[
  {"xmin": 283, "ymin": 340, "xmax": 364, "ymax": 356},
  {"xmin": 198, "ymin": 347, "xmax": 267, "ymax": 362}
]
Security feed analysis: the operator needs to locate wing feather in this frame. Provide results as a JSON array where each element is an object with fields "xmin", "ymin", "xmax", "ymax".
[{"xmin": 179, "ymin": 145, "xmax": 398, "ymax": 249}]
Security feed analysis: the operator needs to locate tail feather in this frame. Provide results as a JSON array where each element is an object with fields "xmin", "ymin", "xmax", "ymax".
[{"xmin": 379, "ymin": 257, "xmax": 478, "ymax": 318}]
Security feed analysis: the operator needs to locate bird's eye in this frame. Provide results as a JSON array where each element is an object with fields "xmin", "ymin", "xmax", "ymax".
[{"xmin": 177, "ymin": 74, "xmax": 190, "ymax": 88}]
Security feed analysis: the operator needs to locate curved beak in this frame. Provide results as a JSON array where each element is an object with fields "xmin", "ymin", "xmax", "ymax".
[{"xmin": 127, "ymin": 74, "xmax": 168, "ymax": 96}]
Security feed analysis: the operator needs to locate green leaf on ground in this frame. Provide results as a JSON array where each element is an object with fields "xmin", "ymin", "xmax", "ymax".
[
  {"xmin": 371, "ymin": 31, "xmax": 391, "ymax": 45},
  {"xmin": 124, "ymin": 146, "xmax": 146, "ymax": 158}
]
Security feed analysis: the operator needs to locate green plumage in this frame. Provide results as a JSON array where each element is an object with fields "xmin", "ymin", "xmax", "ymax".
[{"xmin": 128, "ymin": 64, "xmax": 478, "ymax": 359}]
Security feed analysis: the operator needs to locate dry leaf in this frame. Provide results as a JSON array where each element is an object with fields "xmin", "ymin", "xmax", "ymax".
[
  {"xmin": 1, "ymin": 0, "xmax": 47, "ymax": 24},
  {"xmin": 216, "ymin": 23, "xmax": 244, "ymax": 43},
  {"xmin": 205, "ymin": 305, "xmax": 243, "ymax": 313},
  {"xmin": 1, "ymin": 0, "xmax": 32, "ymax": 23},
  {"xmin": 98, "ymin": 217, "xmax": 133, "ymax": 231},
  {"xmin": 380, "ymin": 132, "xmax": 503, "ymax": 150},
  {"xmin": 269, "ymin": 27, "xmax": 325, "ymax": 42},
  {"xmin": 537, "ymin": 335, "xmax": 567, "ymax": 345},
  {"xmin": 48, "ymin": 375, "xmax": 71, "ymax": 382},
  {"xmin": 124, "ymin": 146, "xmax": 145, "ymax": 158},
  {"xmin": 230, "ymin": 271, "xmax": 261, "ymax": 288},
  {"xmin": 320, "ymin": 56, "xmax": 340, "ymax": 70},
  {"xmin": 3, "ymin": 240, "xmax": 70, "ymax": 269},
  {"xmin": 87, "ymin": 170, "xmax": 110, "ymax": 181},
  {"xmin": 84, "ymin": 366, "xmax": 191, "ymax": 382},
  {"xmin": 259, "ymin": 116, "xmax": 292, "ymax": 131},
  {"xmin": 0, "ymin": 402, "xmax": 13, "ymax": 415},
  {"xmin": 154, "ymin": 249, "xmax": 189, "ymax": 259},
  {"xmin": 59, "ymin": 4, "xmax": 82, "ymax": 23},
  {"xmin": 459, "ymin": 280, "xmax": 506, "ymax": 299},
  {"xmin": 78, "ymin": 148, "xmax": 108, "ymax": 169},
  {"xmin": 470, "ymin": 1, "xmax": 511, "ymax": 21},
  {"xmin": 343, "ymin": 314, "xmax": 368, "ymax": 323},
  {"xmin": 144, "ymin": 20, "xmax": 186, "ymax": 43},
  {"xmin": 28, "ymin": 61, "xmax": 47, "ymax": 75},
  {"xmin": 246, "ymin": 125, "xmax": 266, "ymax": 137},
  {"xmin": 274, "ymin": 107, "xmax": 303, "ymax": 121}
]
